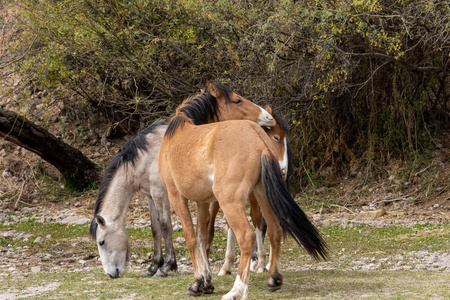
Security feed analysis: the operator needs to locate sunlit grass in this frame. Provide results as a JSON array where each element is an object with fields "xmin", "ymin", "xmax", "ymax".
[{"xmin": 1, "ymin": 219, "xmax": 449, "ymax": 299}]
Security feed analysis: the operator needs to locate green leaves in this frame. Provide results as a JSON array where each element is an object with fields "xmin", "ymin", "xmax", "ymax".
[{"xmin": 9, "ymin": 0, "xmax": 449, "ymax": 190}]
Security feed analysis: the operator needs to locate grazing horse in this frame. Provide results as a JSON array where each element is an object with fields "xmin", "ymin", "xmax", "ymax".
[
  {"xmin": 90, "ymin": 82, "xmax": 276, "ymax": 279},
  {"xmin": 206, "ymin": 109, "xmax": 292, "ymax": 276},
  {"xmin": 89, "ymin": 119, "xmax": 176, "ymax": 278},
  {"xmin": 159, "ymin": 94, "xmax": 328, "ymax": 299}
]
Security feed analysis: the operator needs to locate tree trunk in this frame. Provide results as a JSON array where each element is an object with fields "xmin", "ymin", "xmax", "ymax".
[{"xmin": 0, "ymin": 107, "xmax": 100, "ymax": 191}]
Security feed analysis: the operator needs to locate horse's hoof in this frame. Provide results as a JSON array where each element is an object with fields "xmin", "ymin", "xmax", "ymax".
[
  {"xmin": 268, "ymin": 285, "xmax": 282, "ymax": 292},
  {"xmin": 152, "ymin": 270, "xmax": 168, "ymax": 278},
  {"xmin": 218, "ymin": 269, "xmax": 231, "ymax": 276},
  {"xmin": 146, "ymin": 266, "xmax": 158, "ymax": 277},
  {"xmin": 161, "ymin": 263, "xmax": 177, "ymax": 275},
  {"xmin": 268, "ymin": 272, "xmax": 283, "ymax": 292},
  {"xmin": 144, "ymin": 271, "xmax": 156, "ymax": 277},
  {"xmin": 202, "ymin": 284, "xmax": 214, "ymax": 294},
  {"xmin": 186, "ymin": 289, "xmax": 203, "ymax": 297}
]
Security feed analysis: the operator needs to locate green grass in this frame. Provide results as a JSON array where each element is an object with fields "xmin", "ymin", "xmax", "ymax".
[
  {"xmin": 1, "ymin": 219, "xmax": 449, "ymax": 299},
  {"xmin": 1, "ymin": 269, "xmax": 449, "ymax": 299}
]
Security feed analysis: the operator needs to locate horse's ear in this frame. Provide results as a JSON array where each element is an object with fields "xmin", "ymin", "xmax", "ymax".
[
  {"xmin": 265, "ymin": 106, "xmax": 273, "ymax": 116},
  {"xmin": 96, "ymin": 215, "xmax": 106, "ymax": 227},
  {"xmin": 206, "ymin": 82, "xmax": 222, "ymax": 99}
]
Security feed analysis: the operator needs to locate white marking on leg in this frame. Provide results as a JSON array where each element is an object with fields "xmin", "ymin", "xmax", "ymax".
[
  {"xmin": 221, "ymin": 275, "xmax": 248, "ymax": 300},
  {"xmin": 266, "ymin": 245, "xmax": 272, "ymax": 271},
  {"xmin": 196, "ymin": 242, "xmax": 211, "ymax": 280},
  {"xmin": 266, "ymin": 245, "xmax": 281, "ymax": 272},
  {"xmin": 279, "ymin": 137, "xmax": 288, "ymax": 180},
  {"xmin": 219, "ymin": 228, "xmax": 235, "ymax": 276},
  {"xmin": 255, "ymin": 228, "xmax": 266, "ymax": 273}
]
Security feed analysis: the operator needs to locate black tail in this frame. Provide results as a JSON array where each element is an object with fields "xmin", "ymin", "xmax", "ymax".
[{"xmin": 261, "ymin": 153, "xmax": 328, "ymax": 261}]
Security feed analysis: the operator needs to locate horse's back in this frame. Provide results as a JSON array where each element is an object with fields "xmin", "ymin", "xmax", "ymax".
[
  {"xmin": 133, "ymin": 121, "xmax": 168, "ymax": 195},
  {"xmin": 209, "ymin": 120, "xmax": 270, "ymax": 184}
]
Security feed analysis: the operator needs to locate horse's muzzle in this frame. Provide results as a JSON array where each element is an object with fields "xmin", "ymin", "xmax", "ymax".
[{"xmin": 108, "ymin": 268, "xmax": 123, "ymax": 279}]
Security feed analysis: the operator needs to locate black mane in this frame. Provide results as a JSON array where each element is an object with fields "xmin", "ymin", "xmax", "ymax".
[
  {"xmin": 165, "ymin": 84, "xmax": 233, "ymax": 138},
  {"xmin": 90, "ymin": 118, "xmax": 167, "ymax": 238}
]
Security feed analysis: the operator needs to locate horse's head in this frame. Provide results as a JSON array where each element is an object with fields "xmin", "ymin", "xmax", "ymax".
[
  {"xmin": 264, "ymin": 106, "xmax": 290, "ymax": 181},
  {"xmin": 206, "ymin": 82, "xmax": 276, "ymax": 127},
  {"xmin": 90, "ymin": 215, "xmax": 129, "ymax": 278}
]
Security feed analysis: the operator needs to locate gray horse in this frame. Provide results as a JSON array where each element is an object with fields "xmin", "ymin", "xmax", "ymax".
[{"xmin": 89, "ymin": 119, "xmax": 176, "ymax": 278}]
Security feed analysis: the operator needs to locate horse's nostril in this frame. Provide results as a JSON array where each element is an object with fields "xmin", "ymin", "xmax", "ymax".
[{"xmin": 116, "ymin": 268, "xmax": 120, "ymax": 277}]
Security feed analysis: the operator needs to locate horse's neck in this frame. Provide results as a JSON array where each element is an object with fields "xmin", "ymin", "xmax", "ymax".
[{"xmin": 100, "ymin": 168, "xmax": 138, "ymax": 223}]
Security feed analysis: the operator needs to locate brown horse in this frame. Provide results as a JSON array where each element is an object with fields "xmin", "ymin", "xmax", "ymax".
[
  {"xmin": 90, "ymin": 82, "xmax": 275, "ymax": 279},
  {"xmin": 206, "ymin": 108, "xmax": 292, "ymax": 276},
  {"xmin": 159, "ymin": 88, "xmax": 328, "ymax": 299}
]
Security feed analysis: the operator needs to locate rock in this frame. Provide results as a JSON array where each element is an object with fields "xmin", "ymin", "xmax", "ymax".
[
  {"xmin": 31, "ymin": 266, "xmax": 43, "ymax": 273},
  {"xmin": 368, "ymin": 208, "xmax": 386, "ymax": 218},
  {"xmin": 34, "ymin": 237, "xmax": 44, "ymax": 243},
  {"xmin": 313, "ymin": 214, "xmax": 322, "ymax": 222},
  {"xmin": 173, "ymin": 224, "xmax": 182, "ymax": 232},
  {"xmin": 175, "ymin": 237, "xmax": 185, "ymax": 244},
  {"xmin": 60, "ymin": 216, "xmax": 90, "ymax": 225},
  {"xmin": 1, "ymin": 231, "xmax": 15, "ymax": 238},
  {"xmin": 78, "ymin": 260, "xmax": 87, "ymax": 266}
]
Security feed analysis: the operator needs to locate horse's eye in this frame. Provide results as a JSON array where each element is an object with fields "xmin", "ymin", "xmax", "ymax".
[
  {"xmin": 234, "ymin": 99, "xmax": 242, "ymax": 104},
  {"xmin": 99, "ymin": 240, "xmax": 105, "ymax": 246},
  {"xmin": 273, "ymin": 136, "xmax": 280, "ymax": 142}
]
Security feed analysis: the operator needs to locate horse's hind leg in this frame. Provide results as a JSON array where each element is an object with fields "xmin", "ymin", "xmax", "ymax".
[
  {"xmin": 249, "ymin": 192, "xmax": 266, "ymax": 273},
  {"xmin": 208, "ymin": 201, "xmax": 237, "ymax": 276},
  {"xmin": 146, "ymin": 196, "xmax": 164, "ymax": 277},
  {"xmin": 154, "ymin": 186, "xmax": 177, "ymax": 276},
  {"xmin": 218, "ymin": 224, "xmax": 235, "ymax": 276},
  {"xmin": 206, "ymin": 201, "xmax": 220, "ymax": 257},
  {"xmin": 215, "ymin": 191, "xmax": 255, "ymax": 300},
  {"xmin": 252, "ymin": 184, "xmax": 283, "ymax": 292}
]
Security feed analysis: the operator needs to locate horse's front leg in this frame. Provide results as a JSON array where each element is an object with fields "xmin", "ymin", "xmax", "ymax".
[
  {"xmin": 166, "ymin": 189, "xmax": 206, "ymax": 296},
  {"xmin": 195, "ymin": 202, "xmax": 214, "ymax": 293},
  {"xmin": 146, "ymin": 196, "xmax": 164, "ymax": 277},
  {"xmin": 249, "ymin": 192, "xmax": 266, "ymax": 273},
  {"xmin": 152, "ymin": 185, "xmax": 177, "ymax": 276}
]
